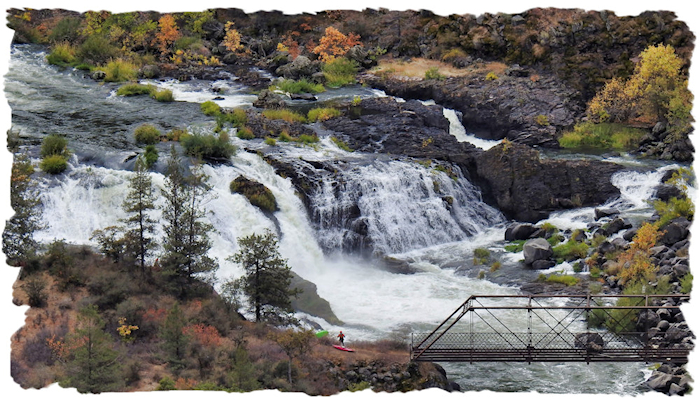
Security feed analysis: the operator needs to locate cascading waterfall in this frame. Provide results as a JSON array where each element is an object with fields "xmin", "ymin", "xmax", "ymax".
[
  {"xmin": 308, "ymin": 159, "xmax": 504, "ymax": 255},
  {"xmin": 7, "ymin": 44, "xmax": 664, "ymax": 394},
  {"xmin": 443, "ymin": 107, "xmax": 502, "ymax": 150}
]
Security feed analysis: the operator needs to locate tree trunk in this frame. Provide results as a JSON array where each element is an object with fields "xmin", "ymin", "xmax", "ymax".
[{"xmin": 287, "ymin": 355, "xmax": 293, "ymax": 384}]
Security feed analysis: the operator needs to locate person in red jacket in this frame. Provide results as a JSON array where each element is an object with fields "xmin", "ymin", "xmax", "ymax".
[{"xmin": 337, "ymin": 331, "xmax": 345, "ymax": 346}]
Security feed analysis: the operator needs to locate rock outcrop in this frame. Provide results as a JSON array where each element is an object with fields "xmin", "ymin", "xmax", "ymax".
[
  {"xmin": 475, "ymin": 142, "xmax": 623, "ymax": 221},
  {"xmin": 361, "ymin": 72, "xmax": 583, "ymax": 148}
]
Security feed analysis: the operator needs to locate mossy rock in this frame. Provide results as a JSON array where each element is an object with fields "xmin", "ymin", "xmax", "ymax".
[
  {"xmin": 290, "ymin": 272, "xmax": 342, "ymax": 326},
  {"xmin": 230, "ymin": 176, "xmax": 278, "ymax": 213}
]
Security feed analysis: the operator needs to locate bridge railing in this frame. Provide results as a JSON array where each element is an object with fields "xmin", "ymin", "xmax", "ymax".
[{"xmin": 410, "ymin": 294, "xmax": 692, "ymax": 364}]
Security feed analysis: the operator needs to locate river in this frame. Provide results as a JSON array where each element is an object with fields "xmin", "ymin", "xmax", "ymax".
[{"xmin": 4, "ymin": 43, "xmax": 683, "ymax": 394}]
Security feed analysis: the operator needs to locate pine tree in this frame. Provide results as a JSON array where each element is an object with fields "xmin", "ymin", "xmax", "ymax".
[
  {"xmin": 160, "ymin": 145, "xmax": 218, "ymax": 296},
  {"xmin": 122, "ymin": 156, "xmax": 156, "ymax": 274},
  {"xmin": 229, "ymin": 230, "xmax": 300, "ymax": 324},
  {"xmin": 60, "ymin": 305, "xmax": 121, "ymax": 393},
  {"xmin": 3, "ymin": 153, "xmax": 43, "ymax": 266},
  {"xmin": 227, "ymin": 346, "xmax": 260, "ymax": 391},
  {"xmin": 160, "ymin": 302, "xmax": 188, "ymax": 371}
]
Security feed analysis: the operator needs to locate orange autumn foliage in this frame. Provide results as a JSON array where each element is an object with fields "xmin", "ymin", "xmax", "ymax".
[
  {"xmin": 182, "ymin": 324, "xmax": 222, "ymax": 347},
  {"xmin": 154, "ymin": 14, "xmax": 180, "ymax": 55},
  {"xmin": 313, "ymin": 26, "xmax": 362, "ymax": 62}
]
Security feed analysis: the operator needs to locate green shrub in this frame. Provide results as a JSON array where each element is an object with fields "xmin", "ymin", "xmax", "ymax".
[
  {"xmin": 46, "ymin": 42, "xmax": 76, "ymax": 67},
  {"xmin": 425, "ymin": 67, "xmax": 445, "ymax": 80},
  {"xmin": 680, "ymin": 273, "xmax": 693, "ymax": 294},
  {"xmin": 134, "ymin": 124, "xmax": 161, "ymax": 145},
  {"xmin": 41, "ymin": 134, "xmax": 69, "ymax": 158},
  {"xmin": 558, "ymin": 122, "xmax": 646, "ymax": 150},
  {"xmin": 272, "ymin": 78, "xmax": 325, "ymax": 94},
  {"xmin": 181, "ymin": 132, "xmax": 236, "ymax": 159},
  {"xmin": 331, "ymin": 137, "xmax": 352, "ymax": 152},
  {"xmin": 78, "ymin": 35, "xmax": 118, "ymax": 65},
  {"xmin": 308, "ymin": 107, "xmax": 341, "ymax": 122},
  {"xmin": 490, "ymin": 262, "xmax": 502, "ymax": 272},
  {"xmin": 174, "ymin": 36, "xmax": 202, "ymax": 51},
  {"xmin": 279, "ymin": 131, "xmax": 293, "ymax": 142},
  {"xmin": 546, "ymin": 233, "xmax": 564, "ymax": 246},
  {"xmin": 40, "ymin": 155, "xmax": 69, "ymax": 174},
  {"xmin": 322, "ymin": 58, "xmax": 358, "ymax": 87},
  {"xmin": 201, "ymin": 101, "xmax": 222, "ymax": 116},
  {"xmin": 348, "ymin": 381, "xmax": 371, "ymax": 392},
  {"xmin": 264, "ymin": 137, "xmax": 277, "ymax": 146},
  {"xmin": 553, "ymin": 239, "xmax": 589, "ymax": 262},
  {"xmin": 441, "ymin": 48, "xmax": 467, "ymax": 62},
  {"xmin": 505, "ymin": 240, "xmax": 525, "ymax": 253},
  {"xmin": 117, "ymin": 84, "xmax": 155, "ymax": 96},
  {"xmin": 236, "ymin": 127, "xmax": 255, "ymax": 140},
  {"xmin": 167, "ymin": 128, "xmax": 188, "ymax": 142},
  {"xmin": 535, "ymin": 114, "xmax": 550, "ymax": 126},
  {"xmin": 228, "ymin": 108, "xmax": 248, "ymax": 127},
  {"xmin": 103, "ymin": 59, "xmax": 138, "ymax": 82},
  {"xmin": 545, "ymin": 274, "xmax": 579, "ymax": 286},
  {"xmin": 157, "ymin": 376, "xmax": 176, "ymax": 391},
  {"xmin": 477, "ymin": 270, "xmax": 486, "ymax": 279},
  {"xmin": 653, "ymin": 197, "xmax": 694, "ymax": 228},
  {"xmin": 144, "ymin": 145, "xmax": 158, "ymax": 168},
  {"xmin": 48, "ymin": 17, "xmax": 82, "ymax": 43},
  {"xmin": 473, "ymin": 248, "xmax": 490, "ymax": 265},
  {"xmin": 589, "ymin": 279, "xmax": 670, "ymax": 333},
  {"xmin": 263, "ymin": 109, "xmax": 306, "ymax": 123},
  {"xmin": 297, "ymin": 134, "xmax": 319, "ymax": 144},
  {"xmin": 152, "ymin": 89, "xmax": 174, "ymax": 102}
]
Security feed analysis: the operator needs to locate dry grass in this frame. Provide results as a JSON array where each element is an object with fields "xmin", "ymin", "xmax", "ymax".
[{"xmin": 371, "ymin": 57, "xmax": 508, "ymax": 80}]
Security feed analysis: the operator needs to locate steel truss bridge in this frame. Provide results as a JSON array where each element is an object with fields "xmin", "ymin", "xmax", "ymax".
[{"xmin": 411, "ymin": 294, "xmax": 692, "ymax": 364}]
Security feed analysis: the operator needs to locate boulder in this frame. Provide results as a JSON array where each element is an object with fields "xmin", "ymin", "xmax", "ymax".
[
  {"xmin": 253, "ymin": 89, "xmax": 287, "ymax": 109},
  {"xmin": 636, "ymin": 309, "xmax": 661, "ymax": 331},
  {"xmin": 290, "ymin": 92, "xmax": 317, "ymax": 101},
  {"xmin": 655, "ymin": 184, "xmax": 684, "ymax": 202},
  {"xmin": 646, "ymin": 371, "xmax": 673, "ymax": 392},
  {"xmin": 604, "ymin": 217, "xmax": 632, "ymax": 236},
  {"xmin": 660, "ymin": 221, "xmax": 689, "ymax": 245},
  {"xmin": 594, "ymin": 207, "xmax": 620, "ymax": 220},
  {"xmin": 505, "ymin": 223, "xmax": 539, "ymax": 241},
  {"xmin": 523, "ymin": 238, "xmax": 553, "ymax": 265},
  {"xmin": 610, "ymin": 237, "xmax": 629, "ymax": 250},
  {"xmin": 531, "ymin": 260, "xmax": 556, "ymax": 270},
  {"xmin": 597, "ymin": 241, "xmax": 615, "ymax": 255},
  {"xmin": 622, "ymin": 228, "xmax": 638, "ymax": 241},
  {"xmin": 276, "ymin": 55, "xmax": 321, "ymax": 80},
  {"xmin": 91, "ymin": 70, "xmax": 106, "ymax": 80},
  {"xmin": 574, "ymin": 332, "xmax": 604, "ymax": 352}
]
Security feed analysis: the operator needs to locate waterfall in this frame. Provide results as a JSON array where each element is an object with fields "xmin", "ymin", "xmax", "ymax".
[
  {"xmin": 443, "ymin": 107, "xmax": 501, "ymax": 150},
  {"xmin": 308, "ymin": 159, "xmax": 504, "ymax": 255}
]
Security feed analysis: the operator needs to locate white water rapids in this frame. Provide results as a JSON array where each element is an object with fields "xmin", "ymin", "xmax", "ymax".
[{"xmin": 5, "ymin": 44, "xmax": 684, "ymax": 394}]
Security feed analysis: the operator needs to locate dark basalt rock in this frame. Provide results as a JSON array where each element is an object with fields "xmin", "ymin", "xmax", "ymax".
[
  {"xmin": 361, "ymin": 73, "xmax": 583, "ymax": 148},
  {"xmin": 475, "ymin": 142, "xmax": 623, "ymax": 222}
]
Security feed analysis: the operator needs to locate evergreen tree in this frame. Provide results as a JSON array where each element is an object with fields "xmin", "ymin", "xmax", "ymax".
[
  {"xmin": 122, "ymin": 156, "xmax": 156, "ymax": 274},
  {"xmin": 160, "ymin": 302, "xmax": 188, "ymax": 371},
  {"xmin": 3, "ymin": 153, "xmax": 43, "ymax": 266},
  {"xmin": 227, "ymin": 346, "xmax": 260, "ymax": 391},
  {"xmin": 60, "ymin": 304, "xmax": 121, "ymax": 393},
  {"xmin": 160, "ymin": 145, "xmax": 217, "ymax": 296},
  {"xmin": 229, "ymin": 230, "xmax": 300, "ymax": 323}
]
